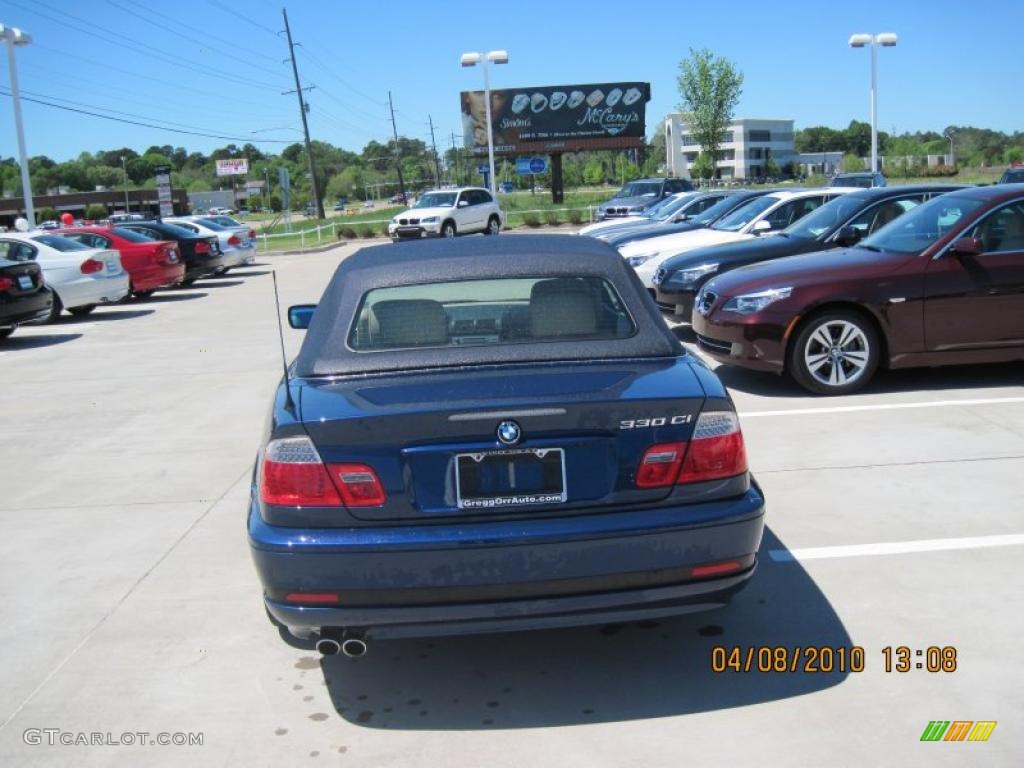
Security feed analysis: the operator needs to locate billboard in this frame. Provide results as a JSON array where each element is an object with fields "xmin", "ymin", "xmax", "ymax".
[
  {"xmin": 215, "ymin": 158, "xmax": 249, "ymax": 176},
  {"xmin": 154, "ymin": 165, "xmax": 173, "ymax": 217},
  {"xmin": 460, "ymin": 82, "xmax": 650, "ymax": 155}
]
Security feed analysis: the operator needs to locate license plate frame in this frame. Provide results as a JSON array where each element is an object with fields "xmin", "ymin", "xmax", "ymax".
[
  {"xmin": 17, "ymin": 275, "xmax": 32, "ymax": 290},
  {"xmin": 454, "ymin": 447, "xmax": 567, "ymax": 510}
]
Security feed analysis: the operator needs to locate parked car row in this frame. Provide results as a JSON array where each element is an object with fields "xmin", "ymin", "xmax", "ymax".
[
  {"xmin": 0, "ymin": 214, "xmax": 257, "ymax": 338},
  {"xmin": 579, "ymin": 183, "xmax": 1024, "ymax": 394}
]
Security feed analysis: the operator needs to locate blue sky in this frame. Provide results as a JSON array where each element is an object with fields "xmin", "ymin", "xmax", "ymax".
[{"xmin": 1, "ymin": 0, "xmax": 1022, "ymax": 162}]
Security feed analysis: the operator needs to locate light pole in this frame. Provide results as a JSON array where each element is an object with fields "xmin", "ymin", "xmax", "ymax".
[
  {"xmin": 460, "ymin": 49, "xmax": 508, "ymax": 197},
  {"xmin": 2, "ymin": 23, "xmax": 34, "ymax": 228},
  {"xmin": 849, "ymin": 32, "xmax": 898, "ymax": 174},
  {"xmin": 121, "ymin": 156, "xmax": 130, "ymax": 212},
  {"xmin": 945, "ymin": 129, "xmax": 955, "ymax": 166}
]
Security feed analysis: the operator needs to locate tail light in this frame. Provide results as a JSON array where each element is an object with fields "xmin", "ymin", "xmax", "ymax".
[
  {"xmin": 194, "ymin": 240, "xmax": 210, "ymax": 254},
  {"xmin": 157, "ymin": 244, "xmax": 178, "ymax": 264},
  {"xmin": 636, "ymin": 442, "xmax": 686, "ymax": 488},
  {"xmin": 259, "ymin": 436, "xmax": 387, "ymax": 508},
  {"xmin": 329, "ymin": 464, "xmax": 387, "ymax": 507},
  {"xmin": 260, "ymin": 436, "xmax": 343, "ymax": 507},
  {"xmin": 80, "ymin": 258, "xmax": 103, "ymax": 274},
  {"xmin": 228, "ymin": 234, "xmax": 240, "ymax": 246},
  {"xmin": 0, "ymin": 276, "xmax": 13, "ymax": 292},
  {"xmin": 678, "ymin": 411, "xmax": 747, "ymax": 484},
  {"xmin": 635, "ymin": 411, "xmax": 747, "ymax": 488}
]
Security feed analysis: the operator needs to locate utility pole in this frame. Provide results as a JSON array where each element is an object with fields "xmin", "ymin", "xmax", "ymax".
[
  {"xmin": 282, "ymin": 8, "xmax": 324, "ymax": 219},
  {"xmin": 387, "ymin": 91, "xmax": 407, "ymax": 204},
  {"xmin": 427, "ymin": 115, "xmax": 441, "ymax": 188},
  {"xmin": 451, "ymin": 131, "xmax": 460, "ymax": 186}
]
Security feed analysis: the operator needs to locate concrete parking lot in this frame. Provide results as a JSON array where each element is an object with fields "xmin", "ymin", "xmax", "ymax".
[{"xmin": 0, "ymin": 240, "xmax": 1021, "ymax": 766}]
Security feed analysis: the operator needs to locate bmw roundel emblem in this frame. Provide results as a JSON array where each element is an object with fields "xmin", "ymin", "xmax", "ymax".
[{"xmin": 496, "ymin": 420, "xmax": 522, "ymax": 446}]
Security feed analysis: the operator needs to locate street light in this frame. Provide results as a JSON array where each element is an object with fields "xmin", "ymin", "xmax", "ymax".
[
  {"xmin": 849, "ymin": 32, "xmax": 898, "ymax": 174},
  {"xmin": 460, "ymin": 49, "xmax": 508, "ymax": 197},
  {"xmin": 1, "ymin": 23, "xmax": 34, "ymax": 228},
  {"xmin": 121, "ymin": 156, "xmax": 130, "ymax": 212},
  {"xmin": 945, "ymin": 129, "xmax": 955, "ymax": 166}
]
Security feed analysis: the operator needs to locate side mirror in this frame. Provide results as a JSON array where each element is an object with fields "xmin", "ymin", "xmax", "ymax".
[
  {"xmin": 834, "ymin": 225, "xmax": 862, "ymax": 247},
  {"xmin": 457, "ymin": 200, "xmax": 469, "ymax": 208},
  {"xmin": 950, "ymin": 237, "xmax": 983, "ymax": 258},
  {"xmin": 752, "ymin": 220, "xmax": 772, "ymax": 234},
  {"xmin": 288, "ymin": 304, "xmax": 316, "ymax": 329}
]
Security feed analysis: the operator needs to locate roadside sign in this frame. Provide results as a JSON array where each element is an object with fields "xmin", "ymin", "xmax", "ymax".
[
  {"xmin": 477, "ymin": 163, "xmax": 489, "ymax": 173},
  {"xmin": 216, "ymin": 158, "xmax": 249, "ymax": 176},
  {"xmin": 154, "ymin": 165, "xmax": 173, "ymax": 218},
  {"xmin": 516, "ymin": 156, "xmax": 548, "ymax": 175}
]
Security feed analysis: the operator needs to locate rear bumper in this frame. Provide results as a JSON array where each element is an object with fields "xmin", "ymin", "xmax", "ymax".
[
  {"xmin": 249, "ymin": 484, "xmax": 765, "ymax": 639},
  {"xmin": 0, "ymin": 289, "xmax": 53, "ymax": 327},
  {"xmin": 184, "ymin": 254, "xmax": 226, "ymax": 279},
  {"xmin": 128, "ymin": 263, "xmax": 186, "ymax": 292},
  {"xmin": 54, "ymin": 273, "xmax": 129, "ymax": 309}
]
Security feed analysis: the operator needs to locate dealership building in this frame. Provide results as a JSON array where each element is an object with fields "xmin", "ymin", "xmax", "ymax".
[
  {"xmin": 664, "ymin": 116, "xmax": 796, "ymax": 180},
  {"xmin": 0, "ymin": 188, "xmax": 189, "ymax": 229}
]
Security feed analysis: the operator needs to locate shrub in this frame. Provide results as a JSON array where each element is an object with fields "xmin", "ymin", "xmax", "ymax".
[
  {"xmin": 37, "ymin": 207, "xmax": 59, "ymax": 222},
  {"xmin": 920, "ymin": 164, "xmax": 958, "ymax": 177},
  {"xmin": 84, "ymin": 204, "xmax": 108, "ymax": 220},
  {"xmin": 380, "ymin": 222, "xmax": 390, "ymax": 236},
  {"xmin": 339, "ymin": 226, "xmax": 358, "ymax": 239},
  {"xmin": 358, "ymin": 225, "xmax": 375, "ymax": 238},
  {"xmin": 523, "ymin": 213, "xmax": 541, "ymax": 228},
  {"xmin": 544, "ymin": 211, "xmax": 561, "ymax": 227},
  {"xmin": 568, "ymin": 209, "xmax": 583, "ymax": 225}
]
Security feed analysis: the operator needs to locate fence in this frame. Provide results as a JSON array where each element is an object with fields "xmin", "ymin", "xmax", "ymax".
[{"xmin": 255, "ymin": 207, "xmax": 601, "ymax": 251}]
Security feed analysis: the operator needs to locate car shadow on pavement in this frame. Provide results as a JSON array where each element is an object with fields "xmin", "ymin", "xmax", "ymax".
[
  {"xmin": 137, "ymin": 292, "xmax": 209, "ymax": 303},
  {"xmin": 710, "ymin": 359, "xmax": 1024, "ymax": 399},
  {"xmin": 311, "ymin": 527, "xmax": 851, "ymax": 729},
  {"xmin": 190, "ymin": 280, "xmax": 245, "ymax": 289},
  {"xmin": 0, "ymin": 332, "xmax": 82, "ymax": 350},
  {"xmin": 57, "ymin": 309, "xmax": 155, "ymax": 323}
]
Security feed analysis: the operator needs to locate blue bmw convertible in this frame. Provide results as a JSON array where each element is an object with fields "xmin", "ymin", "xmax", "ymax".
[{"xmin": 248, "ymin": 235, "xmax": 765, "ymax": 656}]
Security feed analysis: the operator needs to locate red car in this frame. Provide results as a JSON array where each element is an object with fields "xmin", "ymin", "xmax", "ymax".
[
  {"xmin": 691, "ymin": 185, "xmax": 1024, "ymax": 395},
  {"xmin": 59, "ymin": 226, "xmax": 185, "ymax": 297}
]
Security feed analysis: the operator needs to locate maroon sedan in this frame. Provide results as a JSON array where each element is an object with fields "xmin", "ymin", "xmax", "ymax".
[
  {"xmin": 59, "ymin": 226, "xmax": 185, "ymax": 297},
  {"xmin": 691, "ymin": 185, "xmax": 1024, "ymax": 394}
]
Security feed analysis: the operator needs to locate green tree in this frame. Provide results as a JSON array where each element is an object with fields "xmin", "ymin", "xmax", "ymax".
[
  {"xmin": 84, "ymin": 204, "xmax": 109, "ymax": 220},
  {"xmin": 765, "ymin": 155, "xmax": 780, "ymax": 178},
  {"xmin": 691, "ymin": 152, "xmax": 715, "ymax": 180},
  {"xmin": 841, "ymin": 153, "xmax": 864, "ymax": 172},
  {"xmin": 37, "ymin": 206, "xmax": 59, "ymax": 222},
  {"xmin": 582, "ymin": 158, "xmax": 605, "ymax": 185},
  {"xmin": 676, "ymin": 48, "xmax": 744, "ymax": 178},
  {"xmin": 1004, "ymin": 146, "xmax": 1024, "ymax": 164}
]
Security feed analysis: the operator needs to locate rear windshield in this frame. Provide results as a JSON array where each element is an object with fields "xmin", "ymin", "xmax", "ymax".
[
  {"xmin": 348, "ymin": 276, "xmax": 636, "ymax": 352},
  {"xmin": 31, "ymin": 235, "xmax": 90, "ymax": 252},
  {"xmin": 112, "ymin": 227, "xmax": 157, "ymax": 243},
  {"xmin": 192, "ymin": 218, "xmax": 228, "ymax": 231}
]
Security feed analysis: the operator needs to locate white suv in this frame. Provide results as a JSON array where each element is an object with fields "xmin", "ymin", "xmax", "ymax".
[{"xmin": 389, "ymin": 187, "xmax": 505, "ymax": 240}]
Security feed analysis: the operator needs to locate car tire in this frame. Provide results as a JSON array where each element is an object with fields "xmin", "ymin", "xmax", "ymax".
[
  {"xmin": 441, "ymin": 221, "xmax": 456, "ymax": 238},
  {"xmin": 133, "ymin": 289, "xmax": 155, "ymax": 299},
  {"xmin": 0, "ymin": 327, "xmax": 14, "ymax": 339},
  {"xmin": 788, "ymin": 310, "xmax": 880, "ymax": 395},
  {"xmin": 484, "ymin": 215, "xmax": 501, "ymax": 235},
  {"xmin": 180, "ymin": 278, "xmax": 196, "ymax": 287},
  {"xmin": 68, "ymin": 304, "xmax": 96, "ymax": 317},
  {"xmin": 45, "ymin": 293, "xmax": 63, "ymax": 323}
]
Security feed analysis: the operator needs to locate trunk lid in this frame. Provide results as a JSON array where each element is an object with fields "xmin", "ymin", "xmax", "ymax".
[{"xmin": 299, "ymin": 359, "xmax": 707, "ymax": 521}]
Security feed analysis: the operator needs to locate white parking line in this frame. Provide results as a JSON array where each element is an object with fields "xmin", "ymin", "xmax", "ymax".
[
  {"xmin": 741, "ymin": 397, "xmax": 1024, "ymax": 419},
  {"xmin": 769, "ymin": 533, "xmax": 1024, "ymax": 562}
]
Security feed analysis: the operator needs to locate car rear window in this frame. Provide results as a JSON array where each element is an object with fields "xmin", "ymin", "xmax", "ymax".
[
  {"xmin": 31, "ymin": 235, "xmax": 91, "ymax": 252},
  {"xmin": 112, "ymin": 227, "xmax": 157, "ymax": 243},
  {"xmin": 348, "ymin": 276, "xmax": 636, "ymax": 352}
]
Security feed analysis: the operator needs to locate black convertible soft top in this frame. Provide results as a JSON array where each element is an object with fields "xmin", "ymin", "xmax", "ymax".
[{"xmin": 293, "ymin": 235, "xmax": 683, "ymax": 377}]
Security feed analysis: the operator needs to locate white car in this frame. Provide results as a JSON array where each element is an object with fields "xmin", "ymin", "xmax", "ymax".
[
  {"xmin": 0, "ymin": 232, "xmax": 128, "ymax": 320},
  {"xmin": 388, "ymin": 187, "xmax": 505, "ymax": 240},
  {"xmin": 182, "ymin": 215, "xmax": 256, "ymax": 255},
  {"xmin": 164, "ymin": 217, "xmax": 253, "ymax": 270},
  {"xmin": 578, "ymin": 192, "xmax": 700, "ymax": 236},
  {"xmin": 623, "ymin": 188, "xmax": 859, "ymax": 288}
]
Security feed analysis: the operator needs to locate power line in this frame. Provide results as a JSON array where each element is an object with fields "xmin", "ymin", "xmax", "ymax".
[
  {"xmin": 0, "ymin": 87, "xmax": 291, "ymax": 143},
  {"xmin": 10, "ymin": 0, "xmax": 279, "ymax": 91},
  {"xmin": 207, "ymin": 0, "xmax": 281, "ymax": 37},
  {"xmin": 26, "ymin": 42, "xmax": 295, "ymax": 115},
  {"xmin": 296, "ymin": 46, "xmax": 387, "ymax": 107},
  {"xmin": 103, "ymin": 0, "xmax": 290, "ymax": 79}
]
